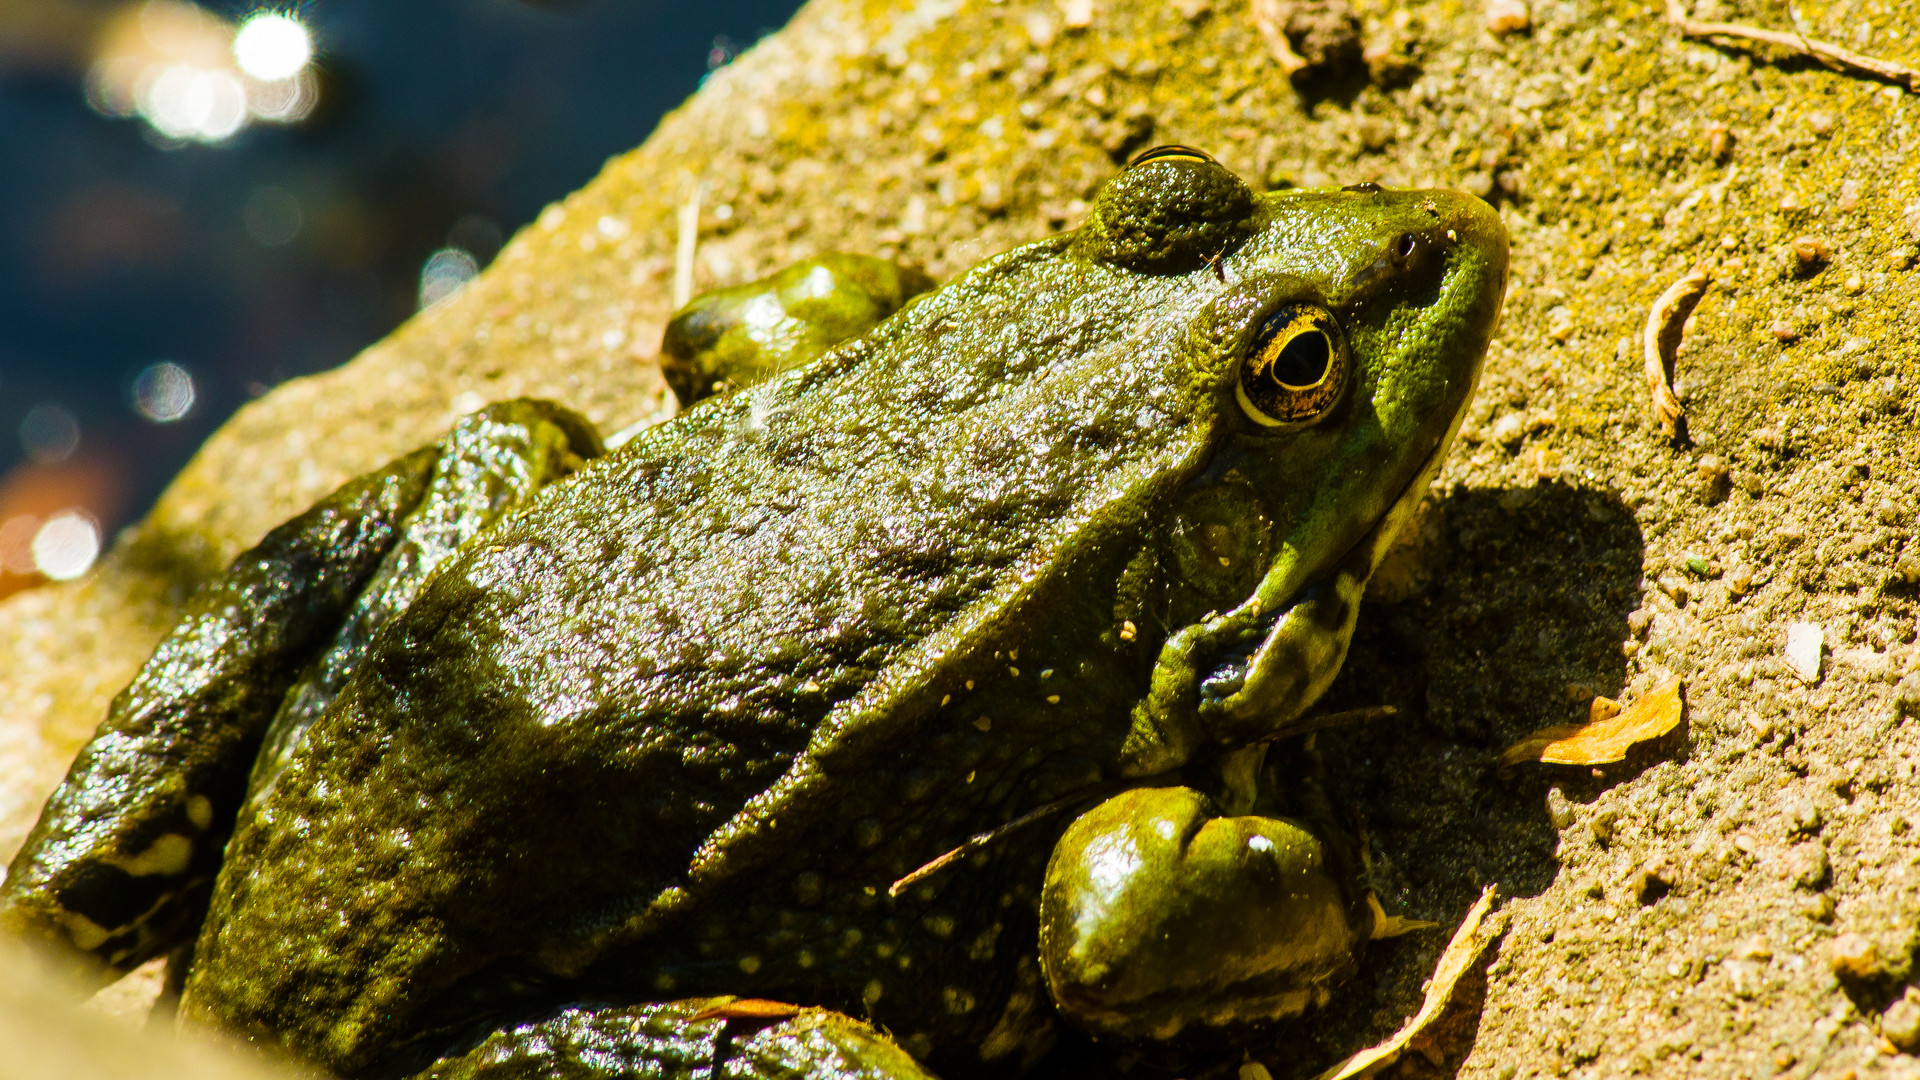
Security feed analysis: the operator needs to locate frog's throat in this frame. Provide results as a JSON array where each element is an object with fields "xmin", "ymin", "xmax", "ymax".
[{"xmin": 1118, "ymin": 431, "xmax": 1452, "ymax": 776}]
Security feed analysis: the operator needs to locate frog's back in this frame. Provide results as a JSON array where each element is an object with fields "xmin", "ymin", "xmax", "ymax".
[{"xmin": 183, "ymin": 241, "xmax": 1219, "ymax": 1071}]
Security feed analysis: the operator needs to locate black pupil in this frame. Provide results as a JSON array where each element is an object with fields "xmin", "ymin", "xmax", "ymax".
[
  {"xmin": 1271, "ymin": 331, "xmax": 1330, "ymax": 388},
  {"xmin": 1395, "ymin": 232, "xmax": 1417, "ymax": 259}
]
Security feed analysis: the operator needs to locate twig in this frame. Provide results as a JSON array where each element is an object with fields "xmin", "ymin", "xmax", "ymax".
[
  {"xmin": 1643, "ymin": 262, "xmax": 1713, "ymax": 438},
  {"xmin": 886, "ymin": 705, "xmax": 1397, "ymax": 897},
  {"xmin": 1250, "ymin": 0, "xmax": 1309, "ymax": 74},
  {"xmin": 672, "ymin": 176, "xmax": 703, "ymax": 310},
  {"xmin": 1665, "ymin": 0, "xmax": 1920, "ymax": 91}
]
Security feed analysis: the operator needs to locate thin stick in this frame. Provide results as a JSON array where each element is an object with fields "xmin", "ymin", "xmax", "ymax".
[
  {"xmin": 672, "ymin": 177, "xmax": 703, "ymax": 310},
  {"xmin": 1666, "ymin": 0, "xmax": 1920, "ymax": 91},
  {"xmin": 1643, "ymin": 262, "xmax": 1713, "ymax": 438},
  {"xmin": 886, "ymin": 705, "xmax": 1397, "ymax": 897}
]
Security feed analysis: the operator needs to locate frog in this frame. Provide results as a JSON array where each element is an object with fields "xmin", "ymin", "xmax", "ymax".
[{"xmin": 0, "ymin": 147, "xmax": 1507, "ymax": 1080}]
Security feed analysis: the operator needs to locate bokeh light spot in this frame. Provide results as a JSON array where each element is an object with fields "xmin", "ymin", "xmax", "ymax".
[
  {"xmin": 234, "ymin": 13, "xmax": 314, "ymax": 82},
  {"xmin": 419, "ymin": 248, "xmax": 481, "ymax": 310},
  {"xmin": 20, "ymin": 405, "xmax": 81, "ymax": 465},
  {"xmin": 144, "ymin": 64, "xmax": 249, "ymax": 143},
  {"xmin": 133, "ymin": 362, "xmax": 197, "ymax": 423},
  {"xmin": 32, "ymin": 512, "xmax": 102, "ymax": 581},
  {"xmin": 243, "ymin": 186, "xmax": 303, "ymax": 246}
]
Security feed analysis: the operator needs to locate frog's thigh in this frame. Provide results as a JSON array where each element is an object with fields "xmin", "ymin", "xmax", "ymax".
[
  {"xmin": 423, "ymin": 1000, "xmax": 940, "ymax": 1080},
  {"xmin": 1038, "ymin": 786, "xmax": 1371, "ymax": 1041},
  {"xmin": 0, "ymin": 399, "xmax": 599, "ymax": 984}
]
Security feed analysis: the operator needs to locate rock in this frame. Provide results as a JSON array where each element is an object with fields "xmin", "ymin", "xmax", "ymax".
[
  {"xmin": 1897, "ymin": 673, "xmax": 1920, "ymax": 719},
  {"xmin": 1485, "ymin": 0, "xmax": 1531, "ymax": 34},
  {"xmin": 1591, "ymin": 809, "xmax": 1618, "ymax": 846},
  {"xmin": 1631, "ymin": 862, "xmax": 1673, "ymax": 904},
  {"xmin": 1787, "ymin": 796, "xmax": 1824, "ymax": 837},
  {"xmin": 1886, "ymin": 991, "xmax": 1920, "ymax": 1053},
  {"xmin": 1546, "ymin": 786, "xmax": 1577, "ymax": 829},
  {"xmin": 1830, "ymin": 934, "xmax": 1882, "ymax": 982},
  {"xmin": 1785, "ymin": 623, "xmax": 1825, "ymax": 684},
  {"xmin": 1791, "ymin": 844, "xmax": 1831, "ymax": 890}
]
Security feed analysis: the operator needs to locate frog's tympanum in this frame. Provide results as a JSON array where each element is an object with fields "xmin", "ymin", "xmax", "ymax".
[{"xmin": 2, "ymin": 150, "xmax": 1506, "ymax": 1080}]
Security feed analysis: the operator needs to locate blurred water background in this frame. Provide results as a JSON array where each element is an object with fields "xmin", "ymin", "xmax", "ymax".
[{"xmin": 0, "ymin": 0, "xmax": 804, "ymax": 598}]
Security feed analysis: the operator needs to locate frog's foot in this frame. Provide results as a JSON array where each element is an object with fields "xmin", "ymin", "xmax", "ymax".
[
  {"xmin": 0, "ymin": 399, "xmax": 599, "ymax": 983},
  {"xmin": 419, "ymin": 998, "xmax": 939, "ymax": 1080},
  {"xmin": 1037, "ymin": 786, "xmax": 1373, "ymax": 1041}
]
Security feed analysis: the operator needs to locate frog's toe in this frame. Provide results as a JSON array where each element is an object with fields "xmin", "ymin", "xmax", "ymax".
[
  {"xmin": 420, "ymin": 999, "xmax": 940, "ymax": 1080},
  {"xmin": 1038, "ymin": 786, "xmax": 1372, "ymax": 1041}
]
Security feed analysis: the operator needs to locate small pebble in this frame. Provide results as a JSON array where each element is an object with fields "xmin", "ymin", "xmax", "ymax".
[
  {"xmin": 1490, "ymin": 412, "xmax": 1526, "ymax": 448},
  {"xmin": 1785, "ymin": 622, "xmax": 1824, "ymax": 684},
  {"xmin": 1770, "ymin": 320, "xmax": 1800, "ymax": 343},
  {"xmin": 1792, "ymin": 235, "xmax": 1832, "ymax": 267},
  {"xmin": 1695, "ymin": 455, "xmax": 1730, "ymax": 505},
  {"xmin": 1631, "ymin": 863, "xmax": 1672, "ymax": 904},
  {"xmin": 1791, "ymin": 844, "xmax": 1830, "ymax": 889},
  {"xmin": 1788, "ymin": 796, "xmax": 1824, "ymax": 836},
  {"xmin": 1546, "ymin": 786, "xmax": 1577, "ymax": 830},
  {"xmin": 1057, "ymin": 0, "xmax": 1094, "ymax": 29},
  {"xmin": 1485, "ymin": 0, "xmax": 1530, "ymax": 34},
  {"xmin": 1591, "ymin": 809, "xmax": 1618, "ymax": 845},
  {"xmin": 1829, "ymin": 933, "xmax": 1880, "ymax": 981},
  {"xmin": 1705, "ymin": 123, "xmax": 1734, "ymax": 161},
  {"xmin": 1885, "ymin": 992, "xmax": 1920, "ymax": 1052},
  {"xmin": 1806, "ymin": 110, "xmax": 1837, "ymax": 136}
]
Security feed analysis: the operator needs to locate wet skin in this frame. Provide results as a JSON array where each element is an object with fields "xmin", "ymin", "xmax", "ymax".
[{"xmin": 1, "ymin": 151, "xmax": 1507, "ymax": 1079}]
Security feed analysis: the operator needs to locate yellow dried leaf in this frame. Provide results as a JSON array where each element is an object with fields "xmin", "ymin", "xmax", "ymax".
[
  {"xmin": 689, "ymin": 997, "xmax": 804, "ymax": 1022},
  {"xmin": 1497, "ymin": 676, "xmax": 1684, "ymax": 769},
  {"xmin": 1316, "ymin": 885, "xmax": 1499, "ymax": 1080}
]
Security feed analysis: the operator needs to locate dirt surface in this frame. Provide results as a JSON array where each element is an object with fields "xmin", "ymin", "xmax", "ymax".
[{"xmin": 5, "ymin": 0, "xmax": 1920, "ymax": 1077}]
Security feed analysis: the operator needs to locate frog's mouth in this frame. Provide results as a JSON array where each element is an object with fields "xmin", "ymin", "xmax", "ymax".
[{"xmin": 1119, "ymin": 428, "xmax": 1453, "ymax": 776}]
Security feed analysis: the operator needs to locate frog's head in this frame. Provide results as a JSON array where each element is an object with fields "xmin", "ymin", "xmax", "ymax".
[{"xmin": 1093, "ymin": 148, "xmax": 1508, "ymax": 771}]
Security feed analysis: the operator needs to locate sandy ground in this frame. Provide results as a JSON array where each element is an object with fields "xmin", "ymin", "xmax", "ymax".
[{"xmin": 4, "ymin": 0, "xmax": 1920, "ymax": 1077}]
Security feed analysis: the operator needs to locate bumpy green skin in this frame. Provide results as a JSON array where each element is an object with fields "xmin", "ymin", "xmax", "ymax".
[
  {"xmin": 424, "ymin": 1000, "xmax": 938, "ymax": 1080},
  {"xmin": 0, "ymin": 401, "xmax": 600, "ymax": 987},
  {"xmin": 2, "ymin": 157, "xmax": 1507, "ymax": 1079},
  {"xmin": 0, "ymin": 445, "xmax": 437, "ymax": 980},
  {"xmin": 660, "ymin": 253, "xmax": 936, "ymax": 405}
]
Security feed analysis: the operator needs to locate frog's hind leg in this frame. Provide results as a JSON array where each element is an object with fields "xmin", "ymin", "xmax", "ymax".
[
  {"xmin": 419, "ymin": 999, "xmax": 941, "ymax": 1080},
  {"xmin": 0, "ymin": 399, "xmax": 601, "ymax": 983}
]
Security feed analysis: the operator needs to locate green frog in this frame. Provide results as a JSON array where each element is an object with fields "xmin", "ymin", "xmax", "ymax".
[{"xmin": 1, "ymin": 148, "xmax": 1506, "ymax": 1080}]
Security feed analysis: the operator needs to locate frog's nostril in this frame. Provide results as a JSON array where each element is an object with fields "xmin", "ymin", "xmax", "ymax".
[{"xmin": 1394, "ymin": 233, "xmax": 1417, "ymax": 261}]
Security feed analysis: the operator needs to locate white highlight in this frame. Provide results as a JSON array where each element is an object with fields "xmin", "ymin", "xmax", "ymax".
[
  {"xmin": 32, "ymin": 513, "xmax": 101, "ymax": 581},
  {"xmin": 233, "ymin": 13, "xmax": 313, "ymax": 82}
]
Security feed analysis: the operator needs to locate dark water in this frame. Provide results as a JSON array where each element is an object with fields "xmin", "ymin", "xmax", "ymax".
[{"xmin": 0, "ymin": 0, "xmax": 804, "ymax": 547}]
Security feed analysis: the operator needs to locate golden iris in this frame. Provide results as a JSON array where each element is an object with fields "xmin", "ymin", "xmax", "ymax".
[{"xmin": 1235, "ymin": 305, "xmax": 1347, "ymax": 427}]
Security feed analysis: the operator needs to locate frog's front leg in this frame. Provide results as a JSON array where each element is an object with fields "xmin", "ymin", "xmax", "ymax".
[
  {"xmin": 423, "ymin": 999, "xmax": 939, "ymax": 1080},
  {"xmin": 1037, "ymin": 785, "xmax": 1374, "ymax": 1041},
  {"xmin": 0, "ymin": 399, "xmax": 600, "ymax": 981}
]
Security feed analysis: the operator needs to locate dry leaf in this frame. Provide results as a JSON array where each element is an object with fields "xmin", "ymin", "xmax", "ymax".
[
  {"xmin": 1316, "ymin": 885, "xmax": 1499, "ymax": 1080},
  {"xmin": 689, "ymin": 998, "xmax": 805, "ymax": 1023},
  {"xmin": 1497, "ymin": 676, "xmax": 1684, "ymax": 768}
]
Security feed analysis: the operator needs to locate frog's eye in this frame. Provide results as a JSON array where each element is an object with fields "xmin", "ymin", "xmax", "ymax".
[
  {"xmin": 1236, "ymin": 304, "xmax": 1348, "ymax": 428},
  {"xmin": 1128, "ymin": 144, "xmax": 1218, "ymax": 168}
]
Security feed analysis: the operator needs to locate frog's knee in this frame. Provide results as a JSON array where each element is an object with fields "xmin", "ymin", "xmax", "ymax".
[
  {"xmin": 1038, "ymin": 786, "xmax": 1370, "ymax": 1040},
  {"xmin": 661, "ymin": 253, "xmax": 935, "ymax": 405}
]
